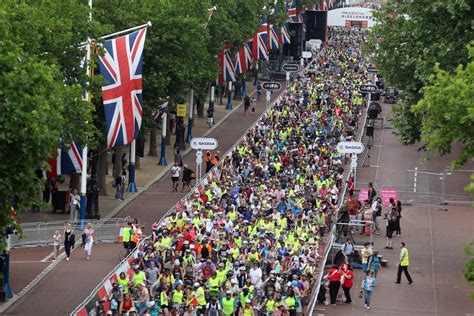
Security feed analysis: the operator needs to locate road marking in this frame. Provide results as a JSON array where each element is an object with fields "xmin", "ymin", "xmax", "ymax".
[
  {"xmin": 427, "ymin": 186, "xmax": 439, "ymax": 315},
  {"xmin": 374, "ymin": 117, "xmax": 385, "ymax": 187},
  {"xmin": 40, "ymin": 246, "xmax": 64, "ymax": 262},
  {"xmin": 11, "ymin": 261, "xmax": 50, "ymax": 264}
]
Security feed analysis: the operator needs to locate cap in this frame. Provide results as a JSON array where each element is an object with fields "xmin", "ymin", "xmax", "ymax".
[{"xmin": 226, "ymin": 291, "xmax": 232, "ymax": 295}]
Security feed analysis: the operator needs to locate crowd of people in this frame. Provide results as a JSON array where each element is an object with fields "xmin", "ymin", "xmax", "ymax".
[{"xmin": 93, "ymin": 26, "xmax": 371, "ymax": 316}]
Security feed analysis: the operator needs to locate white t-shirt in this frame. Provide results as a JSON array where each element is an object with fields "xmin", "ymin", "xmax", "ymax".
[
  {"xmin": 171, "ymin": 166, "xmax": 180, "ymax": 177},
  {"xmin": 249, "ymin": 267, "xmax": 262, "ymax": 285}
]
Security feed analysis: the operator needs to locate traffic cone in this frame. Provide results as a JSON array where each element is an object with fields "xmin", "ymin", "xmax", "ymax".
[{"xmin": 117, "ymin": 224, "xmax": 124, "ymax": 243}]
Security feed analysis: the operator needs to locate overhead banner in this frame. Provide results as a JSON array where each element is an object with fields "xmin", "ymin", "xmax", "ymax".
[{"xmin": 327, "ymin": 7, "xmax": 375, "ymax": 28}]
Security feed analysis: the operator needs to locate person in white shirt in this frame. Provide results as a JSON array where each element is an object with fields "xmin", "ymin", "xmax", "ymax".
[
  {"xmin": 249, "ymin": 262, "xmax": 263, "ymax": 287},
  {"xmin": 171, "ymin": 163, "xmax": 181, "ymax": 192}
]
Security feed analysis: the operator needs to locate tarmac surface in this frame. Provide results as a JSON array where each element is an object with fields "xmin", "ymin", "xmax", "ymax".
[
  {"xmin": 3, "ymin": 85, "xmax": 284, "ymax": 315},
  {"xmin": 320, "ymin": 104, "xmax": 474, "ymax": 315}
]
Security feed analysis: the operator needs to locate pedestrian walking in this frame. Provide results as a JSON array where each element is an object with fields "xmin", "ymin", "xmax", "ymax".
[
  {"xmin": 371, "ymin": 197, "xmax": 382, "ymax": 235},
  {"xmin": 361, "ymin": 242, "xmax": 372, "ymax": 273},
  {"xmin": 367, "ymin": 182, "xmax": 377, "ymax": 203},
  {"xmin": 63, "ymin": 223, "xmax": 75, "ymax": 262},
  {"xmin": 181, "ymin": 164, "xmax": 193, "ymax": 192},
  {"xmin": 368, "ymin": 250, "xmax": 381, "ymax": 278},
  {"xmin": 325, "ymin": 265, "xmax": 341, "ymax": 305},
  {"xmin": 69, "ymin": 189, "xmax": 80, "ymax": 221},
  {"xmin": 244, "ymin": 95, "xmax": 250, "ymax": 115},
  {"xmin": 396, "ymin": 242, "xmax": 413, "ymax": 284},
  {"xmin": 207, "ymin": 104, "xmax": 214, "ymax": 127},
  {"xmin": 174, "ymin": 148, "xmax": 183, "ymax": 166},
  {"xmin": 171, "ymin": 162, "xmax": 181, "ymax": 192},
  {"xmin": 341, "ymin": 264, "xmax": 353, "ymax": 304},
  {"xmin": 361, "ymin": 270, "xmax": 376, "ymax": 310},
  {"xmin": 256, "ymin": 83, "xmax": 262, "ymax": 101},
  {"xmin": 250, "ymin": 96, "xmax": 257, "ymax": 114},
  {"xmin": 83, "ymin": 222, "xmax": 94, "ymax": 260},
  {"xmin": 52, "ymin": 230, "xmax": 62, "ymax": 260}
]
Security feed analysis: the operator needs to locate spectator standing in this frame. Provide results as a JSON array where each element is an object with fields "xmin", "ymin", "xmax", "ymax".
[
  {"xmin": 325, "ymin": 265, "xmax": 341, "ymax": 306},
  {"xmin": 341, "ymin": 264, "xmax": 353, "ymax": 304},
  {"xmin": 83, "ymin": 222, "xmax": 94, "ymax": 260},
  {"xmin": 52, "ymin": 230, "xmax": 62, "ymax": 260},
  {"xmin": 395, "ymin": 200, "xmax": 402, "ymax": 237},
  {"xmin": 396, "ymin": 242, "xmax": 413, "ymax": 284},
  {"xmin": 115, "ymin": 172, "xmax": 126, "ymax": 201},
  {"xmin": 265, "ymin": 90, "xmax": 271, "ymax": 108},
  {"xmin": 171, "ymin": 162, "xmax": 181, "ymax": 192},
  {"xmin": 361, "ymin": 243, "xmax": 372, "ymax": 273},
  {"xmin": 63, "ymin": 223, "xmax": 75, "ymax": 262},
  {"xmin": 69, "ymin": 189, "xmax": 80, "ymax": 221},
  {"xmin": 367, "ymin": 182, "xmax": 377, "ymax": 203},
  {"xmin": 361, "ymin": 271, "xmax": 376, "ymax": 310},
  {"xmin": 174, "ymin": 148, "xmax": 183, "ymax": 166},
  {"xmin": 207, "ymin": 104, "xmax": 214, "ymax": 127},
  {"xmin": 368, "ymin": 250, "xmax": 381, "ymax": 278}
]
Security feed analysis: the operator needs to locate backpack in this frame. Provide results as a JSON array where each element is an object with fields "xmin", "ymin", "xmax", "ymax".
[{"xmin": 208, "ymin": 302, "xmax": 219, "ymax": 316}]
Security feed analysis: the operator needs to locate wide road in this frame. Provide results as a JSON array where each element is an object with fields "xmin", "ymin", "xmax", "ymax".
[
  {"xmin": 321, "ymin": 104, "xmax": 474, "ymax": 315},
  {"xmin": 5, "ymin": 86, "xmax": 284, "ymax": 316}
]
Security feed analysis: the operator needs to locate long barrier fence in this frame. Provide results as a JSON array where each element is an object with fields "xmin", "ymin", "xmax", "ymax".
[
  {"xmin": 71, "ymin": 47, "xmax": 353, "ymax": 315},
  {"xmin": 11, "ymin": 218, "xmax": 129, "ymax": 248}
]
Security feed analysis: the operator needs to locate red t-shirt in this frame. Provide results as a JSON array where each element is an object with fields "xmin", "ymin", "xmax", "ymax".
[
  {"xmin": 343, "ymin": 270, "xmax": 353, "ymax": 288},
  {"xmin": 327, "ymin": 268, "xmax": 341, "ymax": 282}
]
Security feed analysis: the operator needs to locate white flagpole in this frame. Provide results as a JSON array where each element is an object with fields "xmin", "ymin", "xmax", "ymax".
[{"xmin": 79, "ymin": 0, "xmax": 93, "ymax": 224}]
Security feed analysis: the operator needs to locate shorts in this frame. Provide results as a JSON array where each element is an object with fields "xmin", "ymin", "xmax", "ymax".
[
  {"xmin": 386, "ymin": 225, "xmax": 393, "ymax": 238},
  {"xmin": 123, "ymin": 241, "xmax": 130, "ymax": 250},
  {"xmin": 172, "ymin": 177, "xmax": 179, "ymax": 183}
]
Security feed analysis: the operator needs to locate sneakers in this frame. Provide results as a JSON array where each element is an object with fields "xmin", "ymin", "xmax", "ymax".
[
  {"xmin": 364, "ymin": 304, "xmax": 368, "ymax": 309},
  {"xmin": 366, "ymin": 306, "xmax": 371, "ymax": 310},
  {"xmin": 66, "ymin": 257, "xmax": 69, "ymax": 261}
]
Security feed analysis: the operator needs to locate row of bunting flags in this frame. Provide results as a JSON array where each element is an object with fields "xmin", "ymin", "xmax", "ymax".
[
  {"xmin": 219, "ymin": 6, "xmax": 306, "ymax": 83},
  {"xmin": 48, "ymin": 6, "xmax": 308, "ymax": 174}
]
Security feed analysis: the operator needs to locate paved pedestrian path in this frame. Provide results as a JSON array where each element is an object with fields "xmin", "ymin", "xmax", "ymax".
[
  {"xmin": 323, "ymin": 103, "xmax": 474, "ymax": 315},
  {"xmin": 4, "ymin": 81, "xmax": 284, "ymax": 316}
]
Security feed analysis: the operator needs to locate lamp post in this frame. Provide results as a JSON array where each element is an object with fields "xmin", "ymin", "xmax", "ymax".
[
  {"xmin": 159, "ymin": 110, "xmax": 168, "ymax": 166},
  {"xmin": 186, "ymin": 89, "xmax": 194, "ymax": 143}
]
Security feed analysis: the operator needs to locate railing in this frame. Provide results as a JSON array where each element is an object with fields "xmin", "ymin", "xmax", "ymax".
[
  {"xmin": 306, "ymin": 86, "xmax": 369, "ymax": 315},
  {"xmin": 11, "ymin": 218, "xmax": 129, "ymax": 248}
]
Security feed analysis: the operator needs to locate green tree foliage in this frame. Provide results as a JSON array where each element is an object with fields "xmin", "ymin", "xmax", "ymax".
[
  {"xmin": 463, "ymin": 241, "xmax": 474, "ymax": 300},
  {"xmin": 368, "ymin": 0, "xmax": 473, "ymax": 145},
  {"xmin": 413, "ymin": 43, "xmax": 474, "ymax": 168}
]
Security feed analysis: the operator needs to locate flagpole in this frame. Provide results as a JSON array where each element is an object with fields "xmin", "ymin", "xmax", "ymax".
[
  {"xmin": 79, "ymin": 21, "xmax": 152, "ymax": 47},
  {"xmin": 80, "ymin": 0, "xmax": 93, "ymax": 225},
  {"xmin": 186, "ymin": 89, "xmax": 194, "ymax": 143},
  {"xmin": 159, "ymin": 110, "xmax": 168, "ymax": 166}
]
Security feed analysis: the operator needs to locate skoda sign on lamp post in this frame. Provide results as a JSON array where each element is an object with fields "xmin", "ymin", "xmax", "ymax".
[
  {"xmin": 190, "ymin": 138, "xmax": 218, "ymax": 180},
  {"xmin": 262, "ymin": 82, "xmax": 282, "ymax": 91},
  {"xmin": 337, "ymin": 141, "xmax": 365, "ymax": 183}
]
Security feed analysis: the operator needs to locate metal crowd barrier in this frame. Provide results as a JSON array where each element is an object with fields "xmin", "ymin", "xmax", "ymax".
[{"xmin": 11, "ymin": 218, "xmax": 128, "ymax": 248}]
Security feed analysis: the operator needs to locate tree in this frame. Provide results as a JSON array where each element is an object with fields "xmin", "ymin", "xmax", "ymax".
[
  {"xmin": 463, "ymin": 241, "xmax": 474, "ymax": 300},
  {"xmin": 368, "ymin": 0, "xmax": 473, "ymax": 145},
  {"xmin": 0, "ymin": 3, "xmax": 77, "ymax": 243},
  {"xmin": 412, "ymin": 43, "xmax": 474, "ymax": 168}
]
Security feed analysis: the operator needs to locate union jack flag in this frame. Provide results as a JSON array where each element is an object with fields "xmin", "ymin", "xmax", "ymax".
[
  {"xmin": 268, "ymin": 24, "xmax": 280, "ymax": 50},
  {"xmin": 281, "ymin": 23, "xmax": 291, "ymax": 45},
  {"xmin": 252, "ymin": 19, "xmax": 268, "ymax": 61},
  {"xmin": 47, "ymin": 141, "xmax": 83, "ymax": 178},
  {"xmin": 288, "ymin": 7, "xmax": 303, "ymax": 23},
  {"xmin": 234, "ymin": 43, "xmax": 253, "ymax": 76},
  {"xmin": 218, "ymin": 49, "xmax": 236, "ymax": 83},
  {"xmin": 98, "ymin": 27, "xmax": 148, "ymax": 149}
]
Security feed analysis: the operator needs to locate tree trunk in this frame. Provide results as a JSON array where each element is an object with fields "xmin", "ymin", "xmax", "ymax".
[
  {"xmin": 196, "ymin": 95, "xmax": 204, "ymax": 118},
  {"xmin": 97, "ymin": 142, "xmax": 108, "ymax": 196},
  {"xmin": 148, "ymin": 127, "xmax": 158, "ymax": 157},
  {"xmin": 114, "ymin": 146, "xmax": 123, "ymax": 178},
  {"xmin": 69, "ymin": 173, "xmax": 80, "ymax": 191}
]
